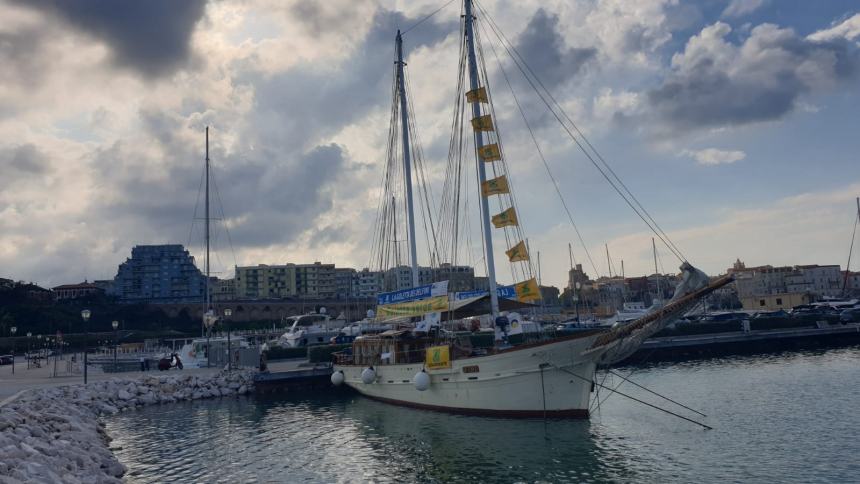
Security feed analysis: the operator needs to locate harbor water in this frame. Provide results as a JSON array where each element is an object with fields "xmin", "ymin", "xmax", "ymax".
[{"xmin": 105, "ymin": 346, "xmax": 860, "ymax": 483}]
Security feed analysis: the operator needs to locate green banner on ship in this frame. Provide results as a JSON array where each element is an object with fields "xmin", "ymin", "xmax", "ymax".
[{"xmin": 376, "ymin": 295, "xmax": 449, "ymax": 321}]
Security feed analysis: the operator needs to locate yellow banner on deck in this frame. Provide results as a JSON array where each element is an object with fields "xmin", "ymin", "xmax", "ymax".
[
  {"xmin": 514, "ymin": 278, "xmax": 541, "ymax": 302},
  {"xmin": 376, "ymin": 295, "xmax": 449, "ymax": 321},
  {"xmin": 481, "ymin": 175, "xmax": 510, "ymax": 197},
  {"xmin": 505, "ymin": 240, "xmax": 529, "ymax": 262},
  {"xmin": 466, "ymin": 87, "xmax": 488, "ymax": 103},
  {"xmin": 471, "ymin": 115, "xmax": 494, "ymax": 132},
  {"xmin": 491, "ymin": 207, "xmax": 518, "ymax": 228},
  {"xmin": 425, "ymin": 345, "xmax": 451, "ymax": 370},
  {"xmin": 478, "ymin": 143, "xmax": 501, "ymax": 162}
]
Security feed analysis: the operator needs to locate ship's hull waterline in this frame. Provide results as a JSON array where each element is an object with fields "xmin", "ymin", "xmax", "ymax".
[{"xmin": 336, "ymin": 334, "xmax": 604, "ymax": 418}]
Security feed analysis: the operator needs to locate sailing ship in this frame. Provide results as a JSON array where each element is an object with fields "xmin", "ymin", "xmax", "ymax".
[{"xmin": 331, "ymin": 0, "xmax": 731, "ymax": 417}]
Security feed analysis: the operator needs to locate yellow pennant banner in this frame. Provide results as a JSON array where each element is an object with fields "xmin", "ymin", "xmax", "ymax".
[
  {"xmin": 514, "ymin": 278, "xmax": 541, "ymax": 302},
  {"xmin": 465, "ymin": 87, "xmax": 488, "ymax": 103},
  {"xmin": 481, "ymin": 175, "xmax": 510, "ymax": 197},
  {"xmin": 376, "ymin": 295, "xmax": 449, "ymax": 321},
  {"xmin": 425, "ymin": 345, "xmax": 451, "ymax": 370},
  {"xmin": 478, "ymin": 143, "xmax": 501, "ymax": 162},
  {"xmin": 505, "ymin": 240, "xmax": 529, "ymax": 262},
  {"xmin": 491, "ymin": 207, "xmax": 518, "ymax": 228},
  {"xmin": 471, "ymin": 115, "xmax": 494, "ymax": 132}
]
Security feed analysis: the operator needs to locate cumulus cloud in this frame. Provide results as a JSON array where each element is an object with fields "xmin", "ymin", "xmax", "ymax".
[
  {"xmin": 515, "ymin": 9, "xmax": 597, "ymax": 88},
  {"xmin": 13, "ymin": 0, "xmax": 207, "ymax": 78},
  {"xmin": 647, "ymin": 21, "xmax": 860, "ymax": 132},
  {"xmin": 808, "ymin": 13, "xmax": 860, "ymax": 42},
  {"xmin": 722, "ymin": 0, "xmax": 768, "ymax": 18},
  {"xmin": 681, "ymin": 148, "xmax": 746, "ymax": 166}
]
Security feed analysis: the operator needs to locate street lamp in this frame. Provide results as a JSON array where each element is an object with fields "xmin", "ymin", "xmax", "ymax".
[
  {"xmin": 26, "ymin": 332, "xmax": 31, "ymax": 369},
  {"xmin": 112, "ymin": 320, "xmax": 119, "ymax": 371},
  {"xmin": 203, "ymin": 310, "xmax": 217, "ymax": 368},
  {"xmin": 9, "ymin": 326, "xmax": 16, "ymax": 374},
  {"xmin": 81, "ymin": 309, "xmax": 91, "ymax": 384},
  {"xmin": 574, "ymin": 282, "xmax": 582, "ymax": 322},
  {"xmin": 224, "ymin": 308, "xmax": 233, "ymax": 371}
]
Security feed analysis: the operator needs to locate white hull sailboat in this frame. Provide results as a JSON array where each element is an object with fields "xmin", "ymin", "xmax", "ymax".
[
  {"xmin": 335, "ymin": 268, "xmax": 726, "ymax": 417},
  {"xmin": 333, "ymin": 0, "xmax": 730, "ymax": 418}
]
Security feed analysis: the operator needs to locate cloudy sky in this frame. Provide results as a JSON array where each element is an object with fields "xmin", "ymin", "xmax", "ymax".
[{"xmin": 1, "ymin": 0, "xmax": 859, "ymax": 290}]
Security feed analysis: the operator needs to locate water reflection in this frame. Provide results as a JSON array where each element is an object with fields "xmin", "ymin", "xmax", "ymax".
[{"xmin": 106, "ymin": 346, "xmax": 860, "ymax": 483}]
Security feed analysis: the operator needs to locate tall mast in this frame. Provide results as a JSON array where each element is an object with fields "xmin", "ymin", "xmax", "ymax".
[
  {"xmin": 652, "ymin": 237, "xmax": 661, "ymax": 299},
  {"xmin": 464, "ymin": 0, "xmax": 500, "ymax": 317},
  {"xmin": 568, "ymin": 242, "xmax": 574, "ymax": 270},
  {"xmin": 396, "ymin": 31, "xmax": 420, "ymax": 288},
  {"xmin": 605, "ymin": 244, "xmax": 613, "ymax": 277},
  {"xmin": 842, "ymin": 197, "xmax": 860, "ymax": 296},
  {"xmin": 204, "ymin": 127, "xmax": 211, "ymax": 313}
]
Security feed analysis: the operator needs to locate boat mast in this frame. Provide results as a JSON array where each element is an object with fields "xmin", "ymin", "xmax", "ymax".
[
  {"xmin": 203, "ymin": 127, "xmax": 212, "ymax": 337},
  {"xmin": 464, "ymin": 0, "xmax": 500, "ymax": 317},
  {"xmin": 842, "ymin": 197, "xmax": 860, "ymax": 296},
  {"xmin": 605, "ymin": 244, "xmax": 613, "ymax": 277},
  {"xmin": 396, "ymin": 31, "xmax": 420, "ymax": 288},
  {"xmin": 652, "ymin": 237, "xmax": 661, "ymax": 299},
  {"xmin": 205, "ymin": 128, "xmax": 211, "ymax": 311}
]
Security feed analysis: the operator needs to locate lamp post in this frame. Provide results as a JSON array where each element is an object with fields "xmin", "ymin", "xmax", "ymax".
[
  {"xmin": 224, "ymin": 308, "xmax": 233, "ymax": 371},
  {"xmin": 574, "ymin": 282, "xmax": 582, "ymax": 322},
  {"xmin": 9, "ymin": 326, "xmax": 16, "ymax": 374},
  {"xmin": 203, "ymin": 310, "xmax": 216, "ymax": 368},
  {"xmin": 81, "ymin": 309, "xmax": 90, "ymax": 384},
  {"xmin": 112, "ymin": 320, "xmax": 119, "ymax": 371},
  {"xmin": 26, "ymin": 332, "xmax": 31, "ymax": 369}
]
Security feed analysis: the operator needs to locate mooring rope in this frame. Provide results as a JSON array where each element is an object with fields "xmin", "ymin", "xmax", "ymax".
[{"xmin": 552, "ymin": 364, "xmax": 712, "ymax": 430}]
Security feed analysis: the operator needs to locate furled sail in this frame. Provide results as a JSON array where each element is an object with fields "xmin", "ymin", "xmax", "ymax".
[{"xmin": 587, "ymin": 263, "xmax": 732, "ymax": 365}]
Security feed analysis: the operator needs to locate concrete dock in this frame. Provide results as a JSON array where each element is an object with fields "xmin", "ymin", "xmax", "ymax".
[{"xmin": 626, "ymin": 322, "xmax": 860, "ymax": 363}]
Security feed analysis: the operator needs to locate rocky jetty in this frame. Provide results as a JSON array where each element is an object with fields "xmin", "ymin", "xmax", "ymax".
[{"xmin": 0, "ymin": 370, "xmax": 255, "ymax": 483}]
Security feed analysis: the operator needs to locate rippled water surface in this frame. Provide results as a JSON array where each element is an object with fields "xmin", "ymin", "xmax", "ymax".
[{"xmin": 105, "ymin": 347, "xmax": 860, "ymax": 483}]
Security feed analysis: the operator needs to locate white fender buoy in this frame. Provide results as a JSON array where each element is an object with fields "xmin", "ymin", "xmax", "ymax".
[
  {"xmin": 413, "ymin": 370, "xmax": 430, "ymax": 391},
  {"xmin": 361, "ymin": 367, "xmax": 376, "ymax": 384},
  {"xmin": 331, "ymin": 370, "xmax": 345, "ymax": 386}
]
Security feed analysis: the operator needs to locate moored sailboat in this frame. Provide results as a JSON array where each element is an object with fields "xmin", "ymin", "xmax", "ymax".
[{"xmin": 332, "ymin": 0, "xmax": 731, "ymax": 417}]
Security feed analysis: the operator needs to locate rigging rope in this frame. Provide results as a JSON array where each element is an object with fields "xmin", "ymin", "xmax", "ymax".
[
  {"xmin": 401, "ymin": 0, "xmax": 458, "ymax": 35},
  {"xmin": 474, "ymin": 0, "xmax": 687, "ymax": 263},
  {"xmin": 552, "ymin": 364, "xmax": 712, "ymax": 430},
  {"xmin": 478, "ymin": 17, "xmax": 601, "ymax": 278}
]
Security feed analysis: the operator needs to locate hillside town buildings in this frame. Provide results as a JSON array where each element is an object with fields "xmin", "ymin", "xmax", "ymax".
[{"xmin": 728, "ymin": 259, "xmax": 847, "ymax": 310}]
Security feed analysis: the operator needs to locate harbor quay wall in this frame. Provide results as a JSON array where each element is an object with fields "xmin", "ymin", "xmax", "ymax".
[{"xmin": 0, "ymin": 370, "xmax": 255, "ymax": 483}]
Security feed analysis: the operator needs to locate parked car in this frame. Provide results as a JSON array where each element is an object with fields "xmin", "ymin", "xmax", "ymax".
[
  {"xmin": 752, "ymin": 310, "xmax": 789, "ymax": 320},
  {"xmin": 839, "ymin": 308, "xmax": 860, "ymax": 323},
  {"xmin": 0, "ymin": 355, "xmax": 13, "ymax": 365}
]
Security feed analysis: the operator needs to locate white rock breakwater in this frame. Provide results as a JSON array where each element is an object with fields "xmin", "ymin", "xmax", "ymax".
[{"xmin": 0, "ymin": 370, "xmax": 255, "ymax": 483}]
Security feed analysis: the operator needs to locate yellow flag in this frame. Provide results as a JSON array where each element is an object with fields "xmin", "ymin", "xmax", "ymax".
[
  {"xmin": 478, "ymin": 143, "xmax": 501, "ymax": 162},
  {"xmin": 481, "ymin": 175, "xmax": 510, "ymax": 197},
  {"xmin": 425, "ymin": 345, "xmax": 451, "ymax": 370},
  {"xmin": 514, "ymin": 278, "xmax": 541, "ymax": 302},
  {"xmin": 491, "ymin": 207, "xmax": 518, "ymax": 228},
  {"xmin": 505, "ymin": 240, "xmax": 529, "ymax": 262},
  {"xmin": 466, "ymin": 87, "xmax": 488, "ymax": 103},
  {"xmin": 471, "ymin": 115, "xmax": 494, "ymax": 132}
]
